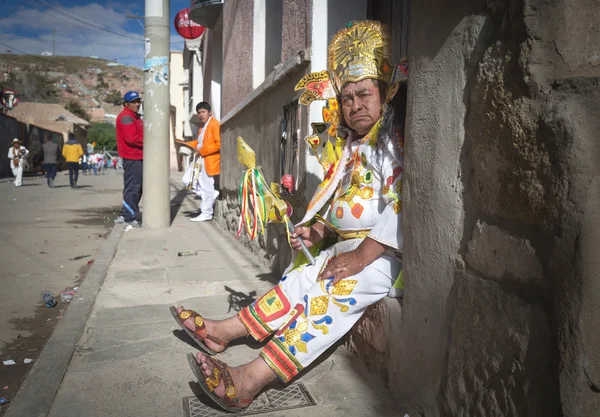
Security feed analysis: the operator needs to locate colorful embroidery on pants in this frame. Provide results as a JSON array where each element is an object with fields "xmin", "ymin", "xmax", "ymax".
[
  {"xmin": 260, "ymin": 337, "xmax": 303, "ymax": 383},
  {"xmin": 238, "ymin": 285, "xmax": 291, "ymax": 342}
]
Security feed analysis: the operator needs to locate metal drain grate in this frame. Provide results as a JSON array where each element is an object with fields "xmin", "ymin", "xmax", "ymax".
[{"xmin": 183, "ymin": 382, "xmax": 316, "ymax": 416}]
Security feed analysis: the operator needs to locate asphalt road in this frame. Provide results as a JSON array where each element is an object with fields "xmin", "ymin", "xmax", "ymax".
[{"xmin": 0, "ymin": 169, "xmax": 124, "ymax": 413}]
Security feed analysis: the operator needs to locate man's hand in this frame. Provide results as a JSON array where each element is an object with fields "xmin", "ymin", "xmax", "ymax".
[
  {"xmin": 318, "ymin": 237, "xmax": 388, "ymax": 286},
  {"xmin": 317, "ymin": 250, "xmax": 366, "ymax": 285},
  {"xmin": 290, "ymin": 226, "xmax": 323, "ymax": 250}
]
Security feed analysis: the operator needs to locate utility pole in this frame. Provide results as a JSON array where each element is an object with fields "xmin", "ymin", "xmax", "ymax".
[{"xmin": 142, "ymin": 0, "xmax": 170, "ymax": 228}]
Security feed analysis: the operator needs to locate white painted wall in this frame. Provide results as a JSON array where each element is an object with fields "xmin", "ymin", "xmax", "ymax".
[
  {"xmin": 210, "ymin": 14, "xmax": 223, "ymax": 120},
  {"xmin": 306, "ymin": 0, "xmax": 368, "ymax": 199},
  {"xmin": 253, "ymin": 0, "xmax": 266, "ymax": 88},
  {"xmin": 170, "ymin": 52, "xmax": 185, "ymax": 140},
  {"xmin": 169, "ymin": 52, "xmax": 186, "ymax": 170}
]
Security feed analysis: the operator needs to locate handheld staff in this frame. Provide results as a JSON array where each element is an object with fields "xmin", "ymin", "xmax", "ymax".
[{"xmin": 236, "ymin": 137, "xmax": 315, "ymax": 265}]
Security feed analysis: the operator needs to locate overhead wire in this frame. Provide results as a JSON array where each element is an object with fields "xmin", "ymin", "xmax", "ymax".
[{"xmin": 28, "ymin": 0, "xmax": 144, "ymax": 42}]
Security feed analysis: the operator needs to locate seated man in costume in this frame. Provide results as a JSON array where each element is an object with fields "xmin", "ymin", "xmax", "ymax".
[{"xmin": 171, "ymin": 20, "xmax": 407, "ymax": 412}]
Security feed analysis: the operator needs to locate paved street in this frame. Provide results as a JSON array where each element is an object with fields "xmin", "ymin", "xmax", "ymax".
[
  {"xmin": 1, "ymin": 177, "xmax": 401, "ymax": 417},
  {"xmin": 0, "ymin": 169, "xmax": 123, "ymax": 414}
]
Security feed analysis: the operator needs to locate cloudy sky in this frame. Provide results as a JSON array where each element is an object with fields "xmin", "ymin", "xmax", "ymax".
[{"xmin": 0, "ymin": 0, "xmax": 191, "ymax": 68}]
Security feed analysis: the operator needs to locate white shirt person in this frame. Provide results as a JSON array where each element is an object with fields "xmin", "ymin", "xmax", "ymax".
[{"xmin": 7, "ymin": 138, "xmax": 29, "ymax": 187}]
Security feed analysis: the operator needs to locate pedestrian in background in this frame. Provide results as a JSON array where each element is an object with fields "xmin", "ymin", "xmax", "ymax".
[
  {"xmin": 82, "ymin": 153, "xmax": 88, "ymax": 175},
  {"xmin": 62, "ymin": 133, "xmax": 84, "ymax": 188},
  {"xmin": 96, "ymin": 152, "xmax": 105, "ymax": 174},
  {"xmin": 89, "ymin": 152, "xmax": 98, "ymax": 175},
  {"xmin": 41, "ymin": 135, "xmax": 59, "ymax": 188},
  {"xmin": 115, "ymin": 91, "xmax": 144, "ymax": 226},
  {"xmin": 7, "ymin": 138, "xmax": 29, "ymax": 187}
]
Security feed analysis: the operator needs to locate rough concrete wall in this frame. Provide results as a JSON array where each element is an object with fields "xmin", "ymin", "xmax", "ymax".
[
  {"xmin": 351, "ymin": 0, "xmax": 600, "ymax": 416},
  {"xmin": 222, "ymin": 0, "xmax": 254, "ymax": 116},
  {"xmin": 369, "ymin": 2, "xmax": 490, "ymax": 416},
  {"xmin": 281, "ymin": 0, "xmax": 310, "ymax": 62},
  {"xmin": 216, "ymin": 64, "xmax": 310, "ymax": 274}
]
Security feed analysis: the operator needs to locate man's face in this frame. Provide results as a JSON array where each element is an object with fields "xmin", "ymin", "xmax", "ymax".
[
  {"xmin": 125, "ymin": 99, "xmax": 142, "ymax": 113},
  {"xmin": 339, "ymin": 79, "xmax": 384, "ymax": 136},
  {"xmin": 197, "ymin": 108, "xmax": 211, "ymax": 124}
]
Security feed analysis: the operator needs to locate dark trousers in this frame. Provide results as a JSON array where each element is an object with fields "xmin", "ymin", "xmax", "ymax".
[
  {"xmin": 43, "ymin": 163, "xmax": 57, "ymax": 184},
  {"xmin": 119, "ymin": 159, "xmax": 143, "ymax": 221},
  {"xmin": 66, "ymin": 162, "xmax": 79, "ymax": 186}
]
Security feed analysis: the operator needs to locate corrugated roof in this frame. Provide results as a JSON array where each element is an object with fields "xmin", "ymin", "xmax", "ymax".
[{"xmin": 7, "ymin": 102, "xmax": 91, "ymax": 126}]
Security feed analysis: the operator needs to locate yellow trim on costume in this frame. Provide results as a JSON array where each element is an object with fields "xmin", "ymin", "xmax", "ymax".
[{"xmin": 337, "ymin": 229, "xmax": 371, "ymax": 240}]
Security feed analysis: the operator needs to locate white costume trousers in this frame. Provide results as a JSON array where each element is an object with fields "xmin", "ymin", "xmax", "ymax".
[
  {"xmin": 239, "ymin": 238, "xmax": 400, "ymax": 381},
  {"xmin": 11, "ymin": 164, "xmax": 23, "ymax": 186},
  {"xmin": 197, "ymin": 167, "xmax": 215, "ymax": 217}
]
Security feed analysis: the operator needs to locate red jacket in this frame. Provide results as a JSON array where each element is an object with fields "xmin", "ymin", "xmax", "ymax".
[{"xmin": 116, "ymin": 107, "xmax": 143, "ymax": 160}]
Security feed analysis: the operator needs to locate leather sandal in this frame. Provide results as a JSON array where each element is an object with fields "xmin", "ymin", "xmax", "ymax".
[
  {"xmin": 187, "ymin": 353, "xmax": 253, "ymax": 412},
  {"xmin": 170, "ymin": 306, "xmax": 228, "ymax": 355}
]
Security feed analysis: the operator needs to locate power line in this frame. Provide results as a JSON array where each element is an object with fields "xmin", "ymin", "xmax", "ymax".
[
  {"xmin": 33, "ymin": 38, "xmax": 184, "ymax": 46},
  {"xmin": 28, "ymin": 0, "xmax": 144, "ymax": 42},
  {"xmin": 32, "ymin": 0, "xmax": 144, "ymax": 41}
]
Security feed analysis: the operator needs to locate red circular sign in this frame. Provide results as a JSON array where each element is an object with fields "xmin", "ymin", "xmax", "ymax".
[{"xmin": 174, "ymin": 8, "xmax": 205, "ymax": 39}]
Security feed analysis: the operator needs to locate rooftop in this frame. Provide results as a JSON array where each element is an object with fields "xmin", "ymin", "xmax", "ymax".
[{"xmin": 7, "ymin": 102, "xmax": 91, "ymax": 127}]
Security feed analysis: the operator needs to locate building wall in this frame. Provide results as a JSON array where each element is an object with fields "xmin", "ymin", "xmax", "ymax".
[
  {"xmin": 0, "ymin": 113, "xmax": 65, "ymax": 176},
  {"xmin": 222, "ymin": 0, "xmax": 254, "ymax": 116},
  {"xmin": 281, "ymin": 0, "xmax": 311, "ymax": 62},
  {"xmin": 170, "ymin": 52, "xmax": 185, "ymax": 170},
  {"xmin": 215, "ymin": 0, "xmax": 317, "ymax": 272},
  {"xmin": 345, "ymin": 0, "xmax": 600, "ymax": 416},
  {"xmin": 216, "ymin": 62, "xmax": 310, "ymax": 274},
  {"xmin": 170, "ymin": 53, "xmax": 185, "ymax": 140}
]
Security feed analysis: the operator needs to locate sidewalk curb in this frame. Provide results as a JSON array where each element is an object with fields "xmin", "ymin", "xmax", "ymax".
[{"xmin": 4, "ymin": 223, "xmax": 126, "ymax": 417}]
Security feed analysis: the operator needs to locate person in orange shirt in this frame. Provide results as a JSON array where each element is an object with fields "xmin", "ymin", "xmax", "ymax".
[{"xmin": 189, "ymin": 102, "xmax": 220, "ymax": 222}]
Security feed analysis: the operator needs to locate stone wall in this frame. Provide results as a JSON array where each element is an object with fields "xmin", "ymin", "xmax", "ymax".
[{"xmin": 347, "ymin": 0, "xmax": 600, "ymax": 416}]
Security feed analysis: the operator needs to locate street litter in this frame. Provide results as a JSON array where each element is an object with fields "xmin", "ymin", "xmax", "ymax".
[
  {"xmin": 69, "ymin": 254, "xmax": 91, "ymax": 261},
  {"xmin": 60, "ymin": 291, "xmax": 76, "ymax": 303},
  {"xmin": 41, "ymin": 291, "xmax": 57, "ymax": 307},
  {"xmin": 125, "ymin": 225, "xmax": 133, "ymax": 232},
  {"xmin": 2, "ymin": 360, "xmax": 16, "ymax": 366},
  {"xmin": 3, "ymin": 386, "xmax": 8, "ymax": 390},
  {"xmin": 24, "ymin": 358, "xmax": 33, "ymax": 364},
  {"xmin": 0, "ymin": 397, "xmax": 9, "ymax": 405},
  {"xmin": 87, "ymin": 260, "xmax": 94, "ymax": 266},
  {"xmin": 178, "ymin": 250, "xmax": 198, "ymax": 257}
]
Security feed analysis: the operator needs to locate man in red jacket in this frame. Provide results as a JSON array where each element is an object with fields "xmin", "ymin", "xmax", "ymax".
[{"xmin": 115, "ymin": 91, "xmax": 144, "ymax": 226}]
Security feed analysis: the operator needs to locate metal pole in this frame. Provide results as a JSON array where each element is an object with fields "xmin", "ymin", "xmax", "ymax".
[{"xmin": 142, "ymin": 0, "xmax": 170, "ymax": 228}]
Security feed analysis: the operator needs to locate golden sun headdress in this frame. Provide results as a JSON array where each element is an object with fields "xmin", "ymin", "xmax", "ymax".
[{"xmin": 295, "ymin": 20, "xmax": 408, "ymax": 169}]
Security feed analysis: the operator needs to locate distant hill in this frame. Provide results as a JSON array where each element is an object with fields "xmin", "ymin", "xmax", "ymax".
[{"xmin": 0, "ymin": 55, "xmax": 143, "ymax": 123}]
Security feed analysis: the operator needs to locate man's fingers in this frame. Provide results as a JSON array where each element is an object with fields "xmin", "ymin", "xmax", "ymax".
[{"xmin": 331, "ymin": 274, "xmax": 346, "ymax": 286}]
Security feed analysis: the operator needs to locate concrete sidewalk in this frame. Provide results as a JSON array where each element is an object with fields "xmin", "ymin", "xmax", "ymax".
[{"xmin": 5, "ymin": 182, "xmax": 399, "ymax": 417}]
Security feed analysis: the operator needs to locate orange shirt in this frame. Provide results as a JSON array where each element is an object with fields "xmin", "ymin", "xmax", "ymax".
[{"xmin": 188, "ymin": 117, "xmax": 221, "ymax": 176}]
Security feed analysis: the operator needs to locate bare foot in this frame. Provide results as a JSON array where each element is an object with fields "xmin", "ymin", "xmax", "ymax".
[{"xmin": 195, "ymin": 351, "xmax": 260, "ymax": 409}]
